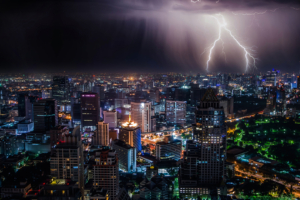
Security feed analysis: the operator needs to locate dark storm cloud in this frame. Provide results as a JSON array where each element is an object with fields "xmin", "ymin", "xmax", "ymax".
[{"xmin": 0, "ymin": 0, "xmax": 299, "ymax": 73}]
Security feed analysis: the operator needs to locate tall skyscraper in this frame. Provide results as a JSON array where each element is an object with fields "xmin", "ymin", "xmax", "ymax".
[
  {"xmin": 297, "ymin": 75, "xmax": 300, "ymax": 89},
  {"xmin": 119, "ymin": 117, "xmax": 141, "ymax": 152},
  {"xmin": 18, "ymin": 93, "xmax": 27, "ymax": 117},
  {"xmin": 275, "ymin": 84, "xmax": 286, "ymax": 116},
  {"xmin": 93, "ymin": 149, "xmax": 119, "ymax": 200},
  {"xmin": 165, "ymin": 100, "xmax": 186, "ymax": 125},
  {"xmin": 131, "ymin": 101, "xmax": 151, "ymax": 133},
  {"xmin": 114, "ymin": 99, "xmax": 128, "ymax": 109},
  {"xmin": 92, "ymin": 84, "xmax": 105, "ymax": 100},
  {"xmin": 52, "ymin": 76, "xmax": 70, "ymax": 105},
  {"xmin": 112, "ymin": 139, "xmax": 136, "ymax": 172},
  {"xmin": 33, "ymin": 98, "xmax": 58, "ymax": 132},
  {"xmin": 93, "ymin": 121, "xmax": 109, "ymax": 146},
  {"xmin": 71, "ymin": 97, "xmax": 81, "ymax": 128},
  {"xmin": 103, "ymin": 110, "xmax": 117, "ymax": 128},
  {"xmin": 179, "ymin": 88, "xmax": 227, "ymax": 198},
  {"xmin": 50, "ymin": 126, "xmax": 84, "ymax": 194},
  {"xmin": 81, "ymin": 93, "xmax": 99, "ymax": 131},
  {"xmin": 18, "ymin": 94, "xmax": 37, "ymax": 120}
]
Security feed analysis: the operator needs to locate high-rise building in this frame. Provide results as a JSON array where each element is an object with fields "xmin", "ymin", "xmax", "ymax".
[
  {"xmin": 155, "ymin": 136, "xmax": 182, "ymax": 161},
  {"xmin": 179, "ymin": 88, "xmax": 227, "ymax": 198},
  {"xmin": 49, "ymin": 126, "xmax": 69, "ymax": 150},
  {"xmin": 112, "ymin": 139, "xmax": 136, "ymax": 172},
  {"xmin": 275, "ymin": 85, "xmax": 286, "ymax": 116},
  {"xmin": 115, "ymin": 99, "xmax": 128, "ymax": 109},
  {"xmin": 71, "ymin": 97, "xmax": 81, "ymax": 128},
  {"xmin": 165, "ymin": 100, "xmax": 186, "ymax": 125},
  {"xmin": 93, "ymin": 149, "xmax": 119, "ymax": 200},
  {"xmin": 18, "ymin": 94, "xmax": 37, "ymax": 120},
  {"xmin": 265, "ymin": 70, "xmax": 278, "ymax": 86},
  {"xmin": 0, "ymin": 133, "xmax": 18, "ymax": 157},
  {"xmin": 33, "ymin": 99, "xmax": 58, "ymax": 132},
  {"xmin": 81, "ymin": 93, "xmax": 99, "ymax": 131},
  {"xmin": 131, "ymin": 101, "xmax": 151, "ymax": 132},
  {"xmin": 103, "ymin": 110, "xmax": 117, "ymax": 128},
  {"xmin": 149, "ymin": 89, "xmax": 160, "ymax": 104},
  {"xmin": 93, "ymin": 121, "xmax": 109, "ymax": 146},
  {"xmin": 92, "ymin": 85, "xmax": 105, "ymax": 100},
  {"xmin": 52, "ymin": 76, "xmax": 70, "ymax": 105},
  {"xmin": 18, "ymin": 93, "xmax": 27, "ymax": 117},
  {"xmin": 50, "ymin": 126, "xmax": 84, "ymax": 194},
  {"xmin": 119, "ymin": 118, "xmax": 141, "ymax": 152}
]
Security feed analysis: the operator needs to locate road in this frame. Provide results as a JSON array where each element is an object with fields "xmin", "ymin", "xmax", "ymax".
[
  {"xmin": 236, "ymin": 168, "xmax": 300, "ymax": 197},
  {"xmin": 225, "ymin": 111, "xmax": 264, "ymax": 123}
]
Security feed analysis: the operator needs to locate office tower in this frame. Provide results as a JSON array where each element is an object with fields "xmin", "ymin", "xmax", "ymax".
[
  {"xmin": 33, "ymin": 99, "xmax": 58, "ymax": 132},
  {"xmin": 71, "ymin": 97, "xmax": 81, "ymax": 128},
  {"xmin": 52, "ymin": 76, "xmax": 70, "ymax": 105},
  {"xmin": 119, "ymin": 118, "xmax": 141, "ymax": 152},
  {"xmin": 112, "ymin": 139, "xmax": 136, "ymax": 172},
  {"xmin": 155, "ymin": 136, "xmax": 182, "ymax": 161},
  {"xmin": 149, "ymin": 89, "xmax": 160, "ymax": 104},
  {"xmin": 18, "ymin": 94, "xmax": 37, "ymax": 120},
  {"xmin": 93, "ymin": 149, "xmax": 119, "ymax": 200},
  {"xmin": 275, "ymin": 84, "xmax": 286, "ymax": 116},
  {"xmin": 265, "ymin": 70, "xmax": 278, "ymax": 86},
  {"xmin": 179, "ymin": 88, "xmax": 227, "ymax": 198},
  {"xmin": 0, "ymin": 133, "xmax": 18, "ymax": 157},
  {"xmin": 175, "ymin": 87, "xmax": 191, "ymax": 103},
  {"xmin": 50, "ymin": 126, "xmax": 84, "ymax": 194},
  {"xmin": 81, "ymin": 93, "xmax": 99, "ymax": 131},
  {"xmin": 219, "ymin": 96, "xmax": 234, "ymax": 119},
  {"xmin": 297, "ymin": 75, "xmax": 300, "ymax": 89},
  {"xmin": 131, "ymin": 101, "xmax": 151, "ymax": 132},
  {"xmin": 114, "ymin": 98, "xmax": 128, "ymax": 109},
  {"xmin": 165, "ymin": 100, "xmax": 186, "ymax": 125},
  {"xmin": 49, "ymin": 126, "xmax": 69, "ymax": 150},
  {"xmin": 103, "ymin": 110, "xmax": 117, "ymax": 128},
  {"xmin": 92, "ymin": 85, "xmax": 105, "ymax": 100},
  {"xmin": 93, "ymin": 121, "xmax": 109, "ymax": 146},
  {"xmin": 18, "ymin": 93, "xmax": 27, "ymax": 117}
]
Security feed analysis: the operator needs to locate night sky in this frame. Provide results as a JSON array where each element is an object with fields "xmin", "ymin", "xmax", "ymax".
[{"xmin": 0, "ymin": 0, "xmax": 300, "ymax": 73}]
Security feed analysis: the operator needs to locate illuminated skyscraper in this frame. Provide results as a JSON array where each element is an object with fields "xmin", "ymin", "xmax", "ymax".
[
  {"xmin": 93, "ymin": 149, "xmax": 119, "ymax": 200},
  {"xmin": 119, "ymin": 117, "xmax": 141, "ymax": 152},
  {"xmin": 33, "ymin": 98, "xmax": 58, "ymax": 132},
  {"xmin": 130, "ymin": 101, "xmax": 151, "ymax": 133},
  {"xmin": 103, "ymin": 110, "xmax": 117, "ymax": 128},
  {"xmin": 112, "ymin": 139, "xmax": 136, "ymax": 172},
  {"xmin": 50, "ymin": 126, "xmax": 84, "ymax": 194},
  {"xmin": 275, "ymin": 84, "xmax": 286, "ymax": 116},
  {"xmin": 93, "ymin": 121, "xmax": 109, "ymax": 146},
  {"xmin": 165, "ymin": 100, "xmax": 186, "ymax": 125},
  {"xmin": 179, "ymin": 88, "xmax": 227, "ymax": 198},
  {"xmin": 81, "ymin": 93, "xmax": 99, "ymax": 131},
  {"xmin": 52, "ymin": 76, "xmax": 70, "ymax": 105}
]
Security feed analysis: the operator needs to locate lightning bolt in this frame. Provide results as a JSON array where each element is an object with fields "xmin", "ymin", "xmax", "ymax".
[
  {"xmin": 221, "ymin": 40, "xmax": 227, "ymax": 63},
  {"xmin": 206, "ymin": 14, "xmax": 257, "ymax": 72}
]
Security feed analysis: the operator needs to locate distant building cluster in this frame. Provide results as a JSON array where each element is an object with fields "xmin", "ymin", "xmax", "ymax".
[{"xmin": 0, "ymin": 71, "xmax": 297, "ymax": 199}]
